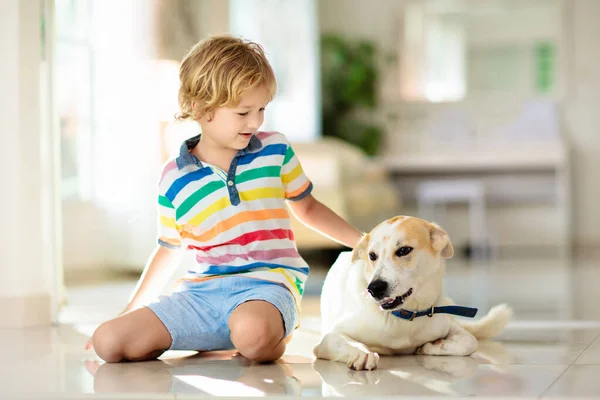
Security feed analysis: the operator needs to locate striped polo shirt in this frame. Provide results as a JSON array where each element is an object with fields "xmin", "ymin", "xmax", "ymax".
[{"xmin": 157, "ymin": 131, "xmax": 313, "ymax": 308}]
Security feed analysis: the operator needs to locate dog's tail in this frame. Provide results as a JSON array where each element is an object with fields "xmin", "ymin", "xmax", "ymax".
[{"xmin": 459, "ymin": 304, "xmax": 512, "ymax": 340}]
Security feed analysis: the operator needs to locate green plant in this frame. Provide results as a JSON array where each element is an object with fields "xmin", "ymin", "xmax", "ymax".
[{"xmin": 320, "ymin": 34, "xmax": 383, "ymax": 156}]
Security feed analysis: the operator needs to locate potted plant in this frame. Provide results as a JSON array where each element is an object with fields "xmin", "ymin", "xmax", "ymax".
[{"xmin": 320, "ymin": 34, "xmax": 383, "ymax": 156}]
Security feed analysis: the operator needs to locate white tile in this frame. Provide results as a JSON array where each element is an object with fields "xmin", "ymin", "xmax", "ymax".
[
  {"xmin": 543, "ymin": 365, "xmax": 600, "ymax": 397},
  {"xmin": 574, "ymin": 334, "xmax": 600, "ymax": 364}
]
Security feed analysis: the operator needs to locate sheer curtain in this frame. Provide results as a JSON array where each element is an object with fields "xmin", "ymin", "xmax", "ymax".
[{"xmin": 61, "ymin": 0, "xmax": 180, "ymax": 270}]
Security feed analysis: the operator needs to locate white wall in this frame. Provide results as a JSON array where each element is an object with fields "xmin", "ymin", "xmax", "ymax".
[
  {"xmin": 562, "ymin": 0, "xmax": 600, "ymax": 245},
  {"xmin": 0, "ymin": 0, "xmax": 54, "ymax": 326},
  {"xmin": 319, "ymin": 0, "xmax": 600, "ymax": 247}
]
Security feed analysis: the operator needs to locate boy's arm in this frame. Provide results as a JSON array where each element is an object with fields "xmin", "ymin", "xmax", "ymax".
[
  {"xmin": 287, "ymin": 194, "xmax": 363, "ymax": 249},
  {"xmin": 85, "ymin": 245, "xmax": 181, "ymax": 350},
  {"xmin": 122, "ymin": 244, "xmax": 182, "ymax": 313},
  {"xmin": 129, "ymin": 160, "xmax": 183, "ymax": 312}
]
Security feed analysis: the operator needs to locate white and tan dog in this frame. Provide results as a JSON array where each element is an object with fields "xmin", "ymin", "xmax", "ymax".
[{"xmin": 313, "ymin": 216, "xmax": 511, "ymax": 370}]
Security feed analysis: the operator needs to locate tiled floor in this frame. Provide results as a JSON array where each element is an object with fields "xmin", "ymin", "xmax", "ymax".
[{"xmin": 3, "ymin": 255, "xmax": 600, "ymax": 399}]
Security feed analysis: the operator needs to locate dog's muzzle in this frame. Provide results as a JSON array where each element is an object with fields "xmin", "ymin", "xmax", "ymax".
[
  {"xmin": 367, "ymin": 279, "xmax": 414, "ymax": 310},
  {"xmin": 379, "ymin": 288, "xmax": 413, "ymax": 310}
]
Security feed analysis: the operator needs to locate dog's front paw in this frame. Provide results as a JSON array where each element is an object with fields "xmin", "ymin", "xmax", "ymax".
[
  {"xmin": 346, "ymin": 349, "xmax": 379, "ymax": 370},
  {"xmin": 313, "ymin": 342, "xmax": 325, "ymax": 359}
]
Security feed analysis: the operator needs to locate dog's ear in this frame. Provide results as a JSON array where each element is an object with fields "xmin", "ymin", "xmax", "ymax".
[
  {"xmin": 351, "ymin": 233, "xmax": 370, "ymax": 262},
  {"xmin": 429, "ymin": 224, "xmax": 454, "ymax": 259}
]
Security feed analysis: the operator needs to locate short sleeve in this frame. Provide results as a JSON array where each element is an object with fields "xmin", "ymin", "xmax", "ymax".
[
  {"xmin": 280, "ymin": 136, "xmax": 313, "ymax": 201},
  {"xmin": 156, "ymin": 162, "xmax": 182, "ymax": 249}
]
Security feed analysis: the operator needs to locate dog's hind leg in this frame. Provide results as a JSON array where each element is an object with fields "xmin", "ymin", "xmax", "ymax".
[
  {"xmin": 416, "ymin": 322, "xmax": 478, "ymax": 356},
  {"xmin": 313, "ymin": 332, "xmax": 380, "ymax": 370}
]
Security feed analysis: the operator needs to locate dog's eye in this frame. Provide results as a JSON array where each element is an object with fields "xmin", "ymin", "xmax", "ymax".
[
  {"xmin": 395, "ymin": 247, "xmax": 413, "ymax": 257},
  {"xmin": 369, "ymin": 252, "xmax": 378, "ymax": 261}
]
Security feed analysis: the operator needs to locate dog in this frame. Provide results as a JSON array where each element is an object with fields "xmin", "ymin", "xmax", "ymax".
[{"xmin": 313, "ymin": 216, "xmax": 511, "ymax": 370}]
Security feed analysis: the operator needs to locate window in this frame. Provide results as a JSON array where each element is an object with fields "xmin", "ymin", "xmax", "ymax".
[
  {"xmin": 399, "ymin": 0, "xmax": 466, "ymax": 103},
  {"xmin": 229, "ymin": 0, "xmax": 320, "ymax": 141},
  {"xmin": 55, "ymin": 0, "xmax": 93, "ymax": 198},
  {"xmin": 399, "ymin": 0, "xmax": 561, "ymax": 103}
]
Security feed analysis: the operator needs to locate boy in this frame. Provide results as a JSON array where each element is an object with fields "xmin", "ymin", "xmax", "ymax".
[{"xmin": 89, "ymin": 35, "xmax": 363, "ymax": 363}]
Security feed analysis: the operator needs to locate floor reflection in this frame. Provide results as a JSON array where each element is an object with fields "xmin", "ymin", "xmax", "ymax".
[
  {"xmin": 85, "ymin": 350, "xmax": 311, "ymax": 396},
  {"xmin": 312, "ymin": 340, "xmax": 512, "ymax": 397},
  {"xmin": 84, "ymin": 339, "xmax": 517, "ymax": 397}
]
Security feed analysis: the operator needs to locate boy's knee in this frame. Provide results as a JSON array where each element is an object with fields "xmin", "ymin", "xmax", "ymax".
[
  {"xmin": 236, "ymin": 336, "xmax": 285, "ymax": 362},
  {"xmin": 92, "ymin": 323, "xmax": 125, "ymax": 363},
  {"xmin": 231, "ymin": 321, "xmax": 284, "ymax": 362}
]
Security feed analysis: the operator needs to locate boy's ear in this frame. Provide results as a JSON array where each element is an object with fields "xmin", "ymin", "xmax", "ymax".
[
  {"xmin": 192, "ymin": 102, "xmax": 212, "ymax": 122},
  {"xmin": 351, "ymin": 233, "xmax": 370, "ymax": 262}
]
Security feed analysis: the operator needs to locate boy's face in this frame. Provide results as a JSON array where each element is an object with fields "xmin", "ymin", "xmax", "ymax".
[{"xmin": 200, "ymin": 86, "xmax": 271, "ymax": 151}]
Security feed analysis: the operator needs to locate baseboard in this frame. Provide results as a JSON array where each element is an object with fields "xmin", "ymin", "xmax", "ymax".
[
  {"xmin": 572, "ymin": 243, "xmax": 600, "ymax": 259},
  {"xmin": 0, "ymin": 293, "xmax": 51, "ymax": 328}
]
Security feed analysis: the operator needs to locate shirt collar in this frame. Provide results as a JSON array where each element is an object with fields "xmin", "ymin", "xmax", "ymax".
[{"xmin": 175, "ymin": 133, "xmax": 263, "ymax": 170}]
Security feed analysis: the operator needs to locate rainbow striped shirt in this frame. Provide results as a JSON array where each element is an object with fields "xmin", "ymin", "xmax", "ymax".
[{"xmin": 157, "ymin": 131, "xmax": 312, "ymax": 308}]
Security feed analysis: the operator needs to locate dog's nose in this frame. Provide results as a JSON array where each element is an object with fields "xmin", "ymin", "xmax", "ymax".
[{"xmin": 367, "ymin": 280, "xmax": 388, "ymax": 300}]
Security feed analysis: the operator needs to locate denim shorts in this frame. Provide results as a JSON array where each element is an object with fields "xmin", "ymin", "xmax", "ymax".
[{"xmin": 146, "ymin": 276, "xmax": 298, "ymax": 351}]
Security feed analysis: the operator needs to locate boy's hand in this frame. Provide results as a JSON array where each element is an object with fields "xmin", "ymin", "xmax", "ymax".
[{"xmin": 85, "ymin": 338, "xmax": 94, "ymax": 350}]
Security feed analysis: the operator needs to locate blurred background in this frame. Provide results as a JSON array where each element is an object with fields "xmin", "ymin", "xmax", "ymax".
[
  {"xmin": 51, "ymin": 0, "xmax": 599, "ymax": 323},
  {"xmin": 4, "ymin": 0, "xmax": 600, "ymax": 326}
]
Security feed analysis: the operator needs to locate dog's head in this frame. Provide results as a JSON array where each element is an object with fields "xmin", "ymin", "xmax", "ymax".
[{"xmin": 352, "ymin": 216, "xmax": 453, "ymax": 311}]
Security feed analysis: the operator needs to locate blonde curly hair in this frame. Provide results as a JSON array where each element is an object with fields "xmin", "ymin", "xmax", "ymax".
[{"xmin": 176, "ymin": 35, "xmax": 277, "ymax": 121}]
